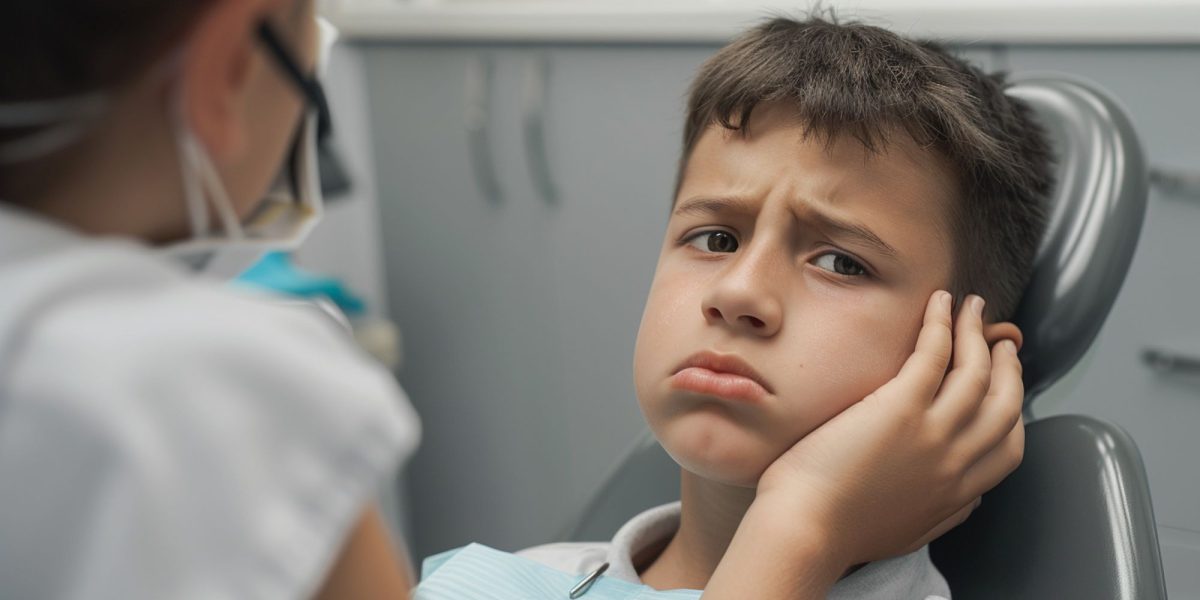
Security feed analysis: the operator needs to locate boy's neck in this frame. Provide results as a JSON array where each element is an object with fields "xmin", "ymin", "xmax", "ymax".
[{"xmin": 638, "ymin": 469, "xmax": 756, "ymax": 591}]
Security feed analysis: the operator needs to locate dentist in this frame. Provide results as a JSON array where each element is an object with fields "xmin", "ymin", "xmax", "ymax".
[{"xmin": 0, "ymin": 1, "xmax": 1024, "ymax": 599}]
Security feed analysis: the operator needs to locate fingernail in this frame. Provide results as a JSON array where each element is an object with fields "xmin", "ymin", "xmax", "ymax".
[
  {"xmin": 940, "ymin": 291, "xmax": 952, "ymax": 311},
  {"xmin": 973, "ymin": 296, "xmax": 986, "ymax": 317},
  {"xmin": 1002, "ymin": 340, "xmax": 1018, "ymax": 354}
]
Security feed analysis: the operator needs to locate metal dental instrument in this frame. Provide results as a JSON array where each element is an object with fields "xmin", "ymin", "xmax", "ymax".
[{"xmin": 568, "ymin": 562, "xmax": 610, "ymax": 598}]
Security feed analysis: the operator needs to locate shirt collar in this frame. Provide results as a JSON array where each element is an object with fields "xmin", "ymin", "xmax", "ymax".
[
  {"xmin": 601, "ymin": 501, "xmax": 949, "ymax": 599},
  {"xmin": 604, "ymin": 501, "xmax": 682, "ymax": 584}
]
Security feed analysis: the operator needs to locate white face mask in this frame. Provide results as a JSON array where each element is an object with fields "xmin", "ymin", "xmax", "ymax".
[{"xmin": 166, "ymin": 17, "xmax": 340, "ymax": 278}]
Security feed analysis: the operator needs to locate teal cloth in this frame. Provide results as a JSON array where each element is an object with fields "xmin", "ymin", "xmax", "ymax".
[
  {"xmin": 234, "ymin": 251, "xmax": 366, "ymax": 316},
  {"xmin": 417, "ymin": 543, "xmax": 702, "ymax": 600}
]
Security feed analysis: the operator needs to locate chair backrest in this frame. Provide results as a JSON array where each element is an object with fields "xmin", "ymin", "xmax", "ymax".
[
  {"xmin": 1007, "ymin": 75, "xmax": 1148, "ymax": 404},
  {"xmin": 564, "ymin": 74, "xmax": 1166, "ymax": 598},
  {"xmin": 929, "ymin": 414, "xmax": 1166, "ymax": 598},
  {"xmin": 565, "ymin": 429, "xmax": 677, "ymax": 542},
  {"xmin": 927, "ymin": 74, "xmax": 1165, "ymax": 599}
]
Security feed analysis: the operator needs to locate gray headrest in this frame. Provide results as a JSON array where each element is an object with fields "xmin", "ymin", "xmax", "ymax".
[{"xmin": 1006, "ymin": 75, "xmax": 1148, "ymax": 404}]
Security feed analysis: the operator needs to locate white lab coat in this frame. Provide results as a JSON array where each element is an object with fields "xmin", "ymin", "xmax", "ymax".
[{"xmin": 0, "ymin": 204, "xmax": 420, "ymax": 599}]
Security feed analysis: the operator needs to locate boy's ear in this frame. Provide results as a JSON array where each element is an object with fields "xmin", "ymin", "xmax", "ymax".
[{"xmin": 983, "ymin": 321, "xmax": 1024, "ymax": 351}]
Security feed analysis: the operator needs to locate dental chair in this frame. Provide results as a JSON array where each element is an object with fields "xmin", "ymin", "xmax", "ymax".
[{"xmin": 564, "ymin": 75, "xmax": 1168, "ymax": 599}]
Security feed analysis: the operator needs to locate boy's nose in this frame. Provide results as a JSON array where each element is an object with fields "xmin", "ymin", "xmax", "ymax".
[{"xmin": 701, "ymin": 260, "xmax": 784, "ymax": 338}]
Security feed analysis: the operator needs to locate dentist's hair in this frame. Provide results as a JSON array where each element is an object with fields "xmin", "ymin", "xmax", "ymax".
[
  {"xmin": 0, "ymin": 1, "xmax": 208, "ymax": 200},
  {"xmin": 677, "ymin": 15, "xmax": 1054, "ymax": 322},
  {"xmin": 0, "ymin": 2, "xmax": 207, "ymax": 103}
]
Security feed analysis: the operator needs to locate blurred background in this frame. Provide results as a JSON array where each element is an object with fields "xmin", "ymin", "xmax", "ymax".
[{"xmin": 296, "ymin": 1, "xmax": 1200, "ymax": 596}]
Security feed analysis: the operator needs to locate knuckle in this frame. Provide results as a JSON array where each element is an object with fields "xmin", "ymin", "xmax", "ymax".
[
  {"xmin": 1007, "ymin": 433, "xmax": 1026, "ymax": 468},
  {"xmin": 936, "ymin": 308, "xmax": 954, "ymax": 329},
  {"xmin": 959, "ymin": 505, "xmax": 974, "ymax": 525},
  {"xmin": 1010, "ymin": 377, "xmax": 1026, "ymax": 401},
  {"xmin": 1003, "ymin": 397, "xmax": 1023, "ymax": 429},
  {"xmin": 924, "ymin": 344, "xmax": 952, "ymax": 370},
  {"xmin": 967, "ymin": 369, "xmax": 991, "ymax": 396},
  {"xmin": 941, "ymin": 452, "xmax": 970, "ymax": 481},
  {"xmin": 934, "ymin": 347, "xmax": 953, "ymax": 368}
]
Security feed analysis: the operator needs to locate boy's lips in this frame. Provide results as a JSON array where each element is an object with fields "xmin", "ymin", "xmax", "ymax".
[{"xmin": 670, "ymin": 351, "xmax": 773, "ymax": 403}]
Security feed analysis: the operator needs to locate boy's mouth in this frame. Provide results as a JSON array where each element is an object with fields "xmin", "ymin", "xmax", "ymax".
[{"xmin": 670, "ymin": 351, "xmax": 773, "ymax": 403}]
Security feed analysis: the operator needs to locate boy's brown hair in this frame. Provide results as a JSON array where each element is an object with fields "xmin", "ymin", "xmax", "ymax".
[{"xmin": 678, "ymin": 16, "xmax": 1054, "ymax": 321}]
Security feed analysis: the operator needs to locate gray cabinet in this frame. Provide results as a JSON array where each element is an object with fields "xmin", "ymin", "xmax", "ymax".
[
  {"xmin": 362, "ymin": 44, "xmax": 716, "ymax": 555},
  {"xmin": 364, "ymin": 47, "xmax": 570, "ymax": 556}
]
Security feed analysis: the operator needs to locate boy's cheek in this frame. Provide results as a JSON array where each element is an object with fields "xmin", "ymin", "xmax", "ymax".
[{"xmin": 763, "ymin": 324, "xmax": 920, "ymax": 447}]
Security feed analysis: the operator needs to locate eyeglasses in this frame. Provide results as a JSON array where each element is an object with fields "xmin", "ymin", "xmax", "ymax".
[
  {"xmin": 255, "ymin": 20, "xmax": 350, "ymax": 197},
  {"xmin": 255, "ymin": 21, "xmax": 333, "ymax": 143}
]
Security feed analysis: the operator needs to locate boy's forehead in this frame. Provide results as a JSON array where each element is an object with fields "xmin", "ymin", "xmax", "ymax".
[
  {"xmin": 676, "ymin": 108, "xmax": 957, "ymax": 262},
  {"xmin": 683, "ymin": 105, "xmax": 956, "ymax": 208}
]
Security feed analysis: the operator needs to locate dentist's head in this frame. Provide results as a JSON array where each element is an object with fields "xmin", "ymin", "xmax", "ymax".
[{"xmin": 0, "ymin": 0, "xmax": 325, "ymax": 259}]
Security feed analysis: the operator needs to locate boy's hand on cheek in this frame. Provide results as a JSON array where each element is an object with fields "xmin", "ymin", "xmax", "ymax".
[{"xmin": 754, "ymin": 289, "xmax": 1025, "ymax": 569}]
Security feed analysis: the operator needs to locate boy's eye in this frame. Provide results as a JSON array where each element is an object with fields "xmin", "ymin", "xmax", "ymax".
[
  {"xmin": 686, "ymin": 230, "xmax": 739, "ymax": 253},
  {"xmin": 813, "ymin": 252, "xmax": 867, "ymax": 276}
]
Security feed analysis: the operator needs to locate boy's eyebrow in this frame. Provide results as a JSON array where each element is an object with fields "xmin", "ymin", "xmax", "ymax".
[
  {"xmin": 673, "ymin": 196, "xmax": 758, "ymax": 219},
  {"xmin": 806, "ymin": 209, "xmax": 899, "ymax": 258},
  {"xmin": 673, "ymin": 196, "xmax": 899, "ymax": 258}
]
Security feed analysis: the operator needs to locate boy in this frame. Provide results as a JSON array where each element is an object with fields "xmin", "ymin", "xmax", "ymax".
[{"xmin": 519, "ymin": 15, "xmax": 1052, "ymax": 597}]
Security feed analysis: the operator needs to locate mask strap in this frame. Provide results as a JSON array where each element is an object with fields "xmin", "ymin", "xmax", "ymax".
[
  {"xmin": 0, "ymin": 93, "xmax": 107, "ymax": 127},
  {"xmin": 170, "ymin": 87, "xmax": 244, "ymax": 241},
  {"xmin": 0, "ymin": 93, "xmax": 107, "ymax": 164},
  {"xmin": 0, "ymin": 121, "xmax": 93, "ymax": 164},
  {"xmin": 190, "ymin": 132, "xmax": 243, "ymax": 239}
]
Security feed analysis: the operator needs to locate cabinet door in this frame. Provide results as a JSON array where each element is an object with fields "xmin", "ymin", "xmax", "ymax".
[
  {"xmin": 362, "ymin": 44, "xmax": 716, "ymax": 556},
  {"xmin": 363, "ymin": 46, "xmax": 575, "ymax": 556},
  {"xmin": 527, "ymin": 42, "xmax": 713, "ymax": 512},
  {"xmin": 1004, "ymin": 46, "xmax": 1200, "ymax": 599}
]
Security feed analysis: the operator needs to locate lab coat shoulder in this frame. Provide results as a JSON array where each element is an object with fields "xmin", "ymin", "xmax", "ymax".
[{"xmin": 0, "ymin": 242, "xmax": 420, "ymax": 600}]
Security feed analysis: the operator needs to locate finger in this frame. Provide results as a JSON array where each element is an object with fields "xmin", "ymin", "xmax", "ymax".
[
  {"xmin": 956, "ymin": 339, "xmax": 1024, "ymax": 464},
  {"xmin": 952, "ymin": 295, "xmax": 990, "ymax": 370},
  {"xmin": 885, "ymin": 290, "xmax": 954, "ymax": 403},
  {"xmin": 931, "ymin": 295, "xmax": 993, "ymax": 425},
  {"xmin": 907, "ymin": 496, "xmax": 982, "ymax": 551},
  {"xmin": 961, "ymin": 412, "xmax": 1026, "ymax": 500}
]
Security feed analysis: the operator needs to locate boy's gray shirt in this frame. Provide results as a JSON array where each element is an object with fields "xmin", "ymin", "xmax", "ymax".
[{"xmin": 519, "ymin": 502, "xmax": 951, "ymax": 599}]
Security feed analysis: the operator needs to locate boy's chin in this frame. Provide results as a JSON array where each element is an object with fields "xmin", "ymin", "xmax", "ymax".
[{"xmin": 655, "ymin": 416, "xmax": 781, "ymax": 489}]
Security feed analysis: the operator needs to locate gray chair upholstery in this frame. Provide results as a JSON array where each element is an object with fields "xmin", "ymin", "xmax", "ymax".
[
  {"xmin": 565, "ymin": 429, "xmax": 677, "ymax": 543},
  {"xmin": 928, "ymin": 75, "xmax": 1165, "ymax": 599},
  {"xmin": 928, "ymin": 415, "xmax": 1164, "ymax": 598},
  {"xmin": 1007, "ymin": 75, "xmax": 1149, "ymax": 404},
  {"xmin": 564, "ymin": 75, "xmax": 1166, "ymax": 598}
]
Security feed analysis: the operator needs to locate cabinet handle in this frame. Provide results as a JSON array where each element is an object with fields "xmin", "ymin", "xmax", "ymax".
[
  {"xmin": 522, "ymin": 54, "xmax": 559, "ymax": 207},
  {"xmin": 465, "ymin": 55, "xmax": 503, "ymax": 205},
  {"xmin": 1150, "ymin": 166, "xmax": 1200, "ymax": 201},
  {"xmin": 1142, "ymin": 346, "xmax": 1200, "ymax": 375}
]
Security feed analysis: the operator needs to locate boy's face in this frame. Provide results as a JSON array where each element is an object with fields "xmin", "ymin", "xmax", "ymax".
[{"xmin": 633, "ymin": 103, "xmax": 958, "ymax": 487}]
